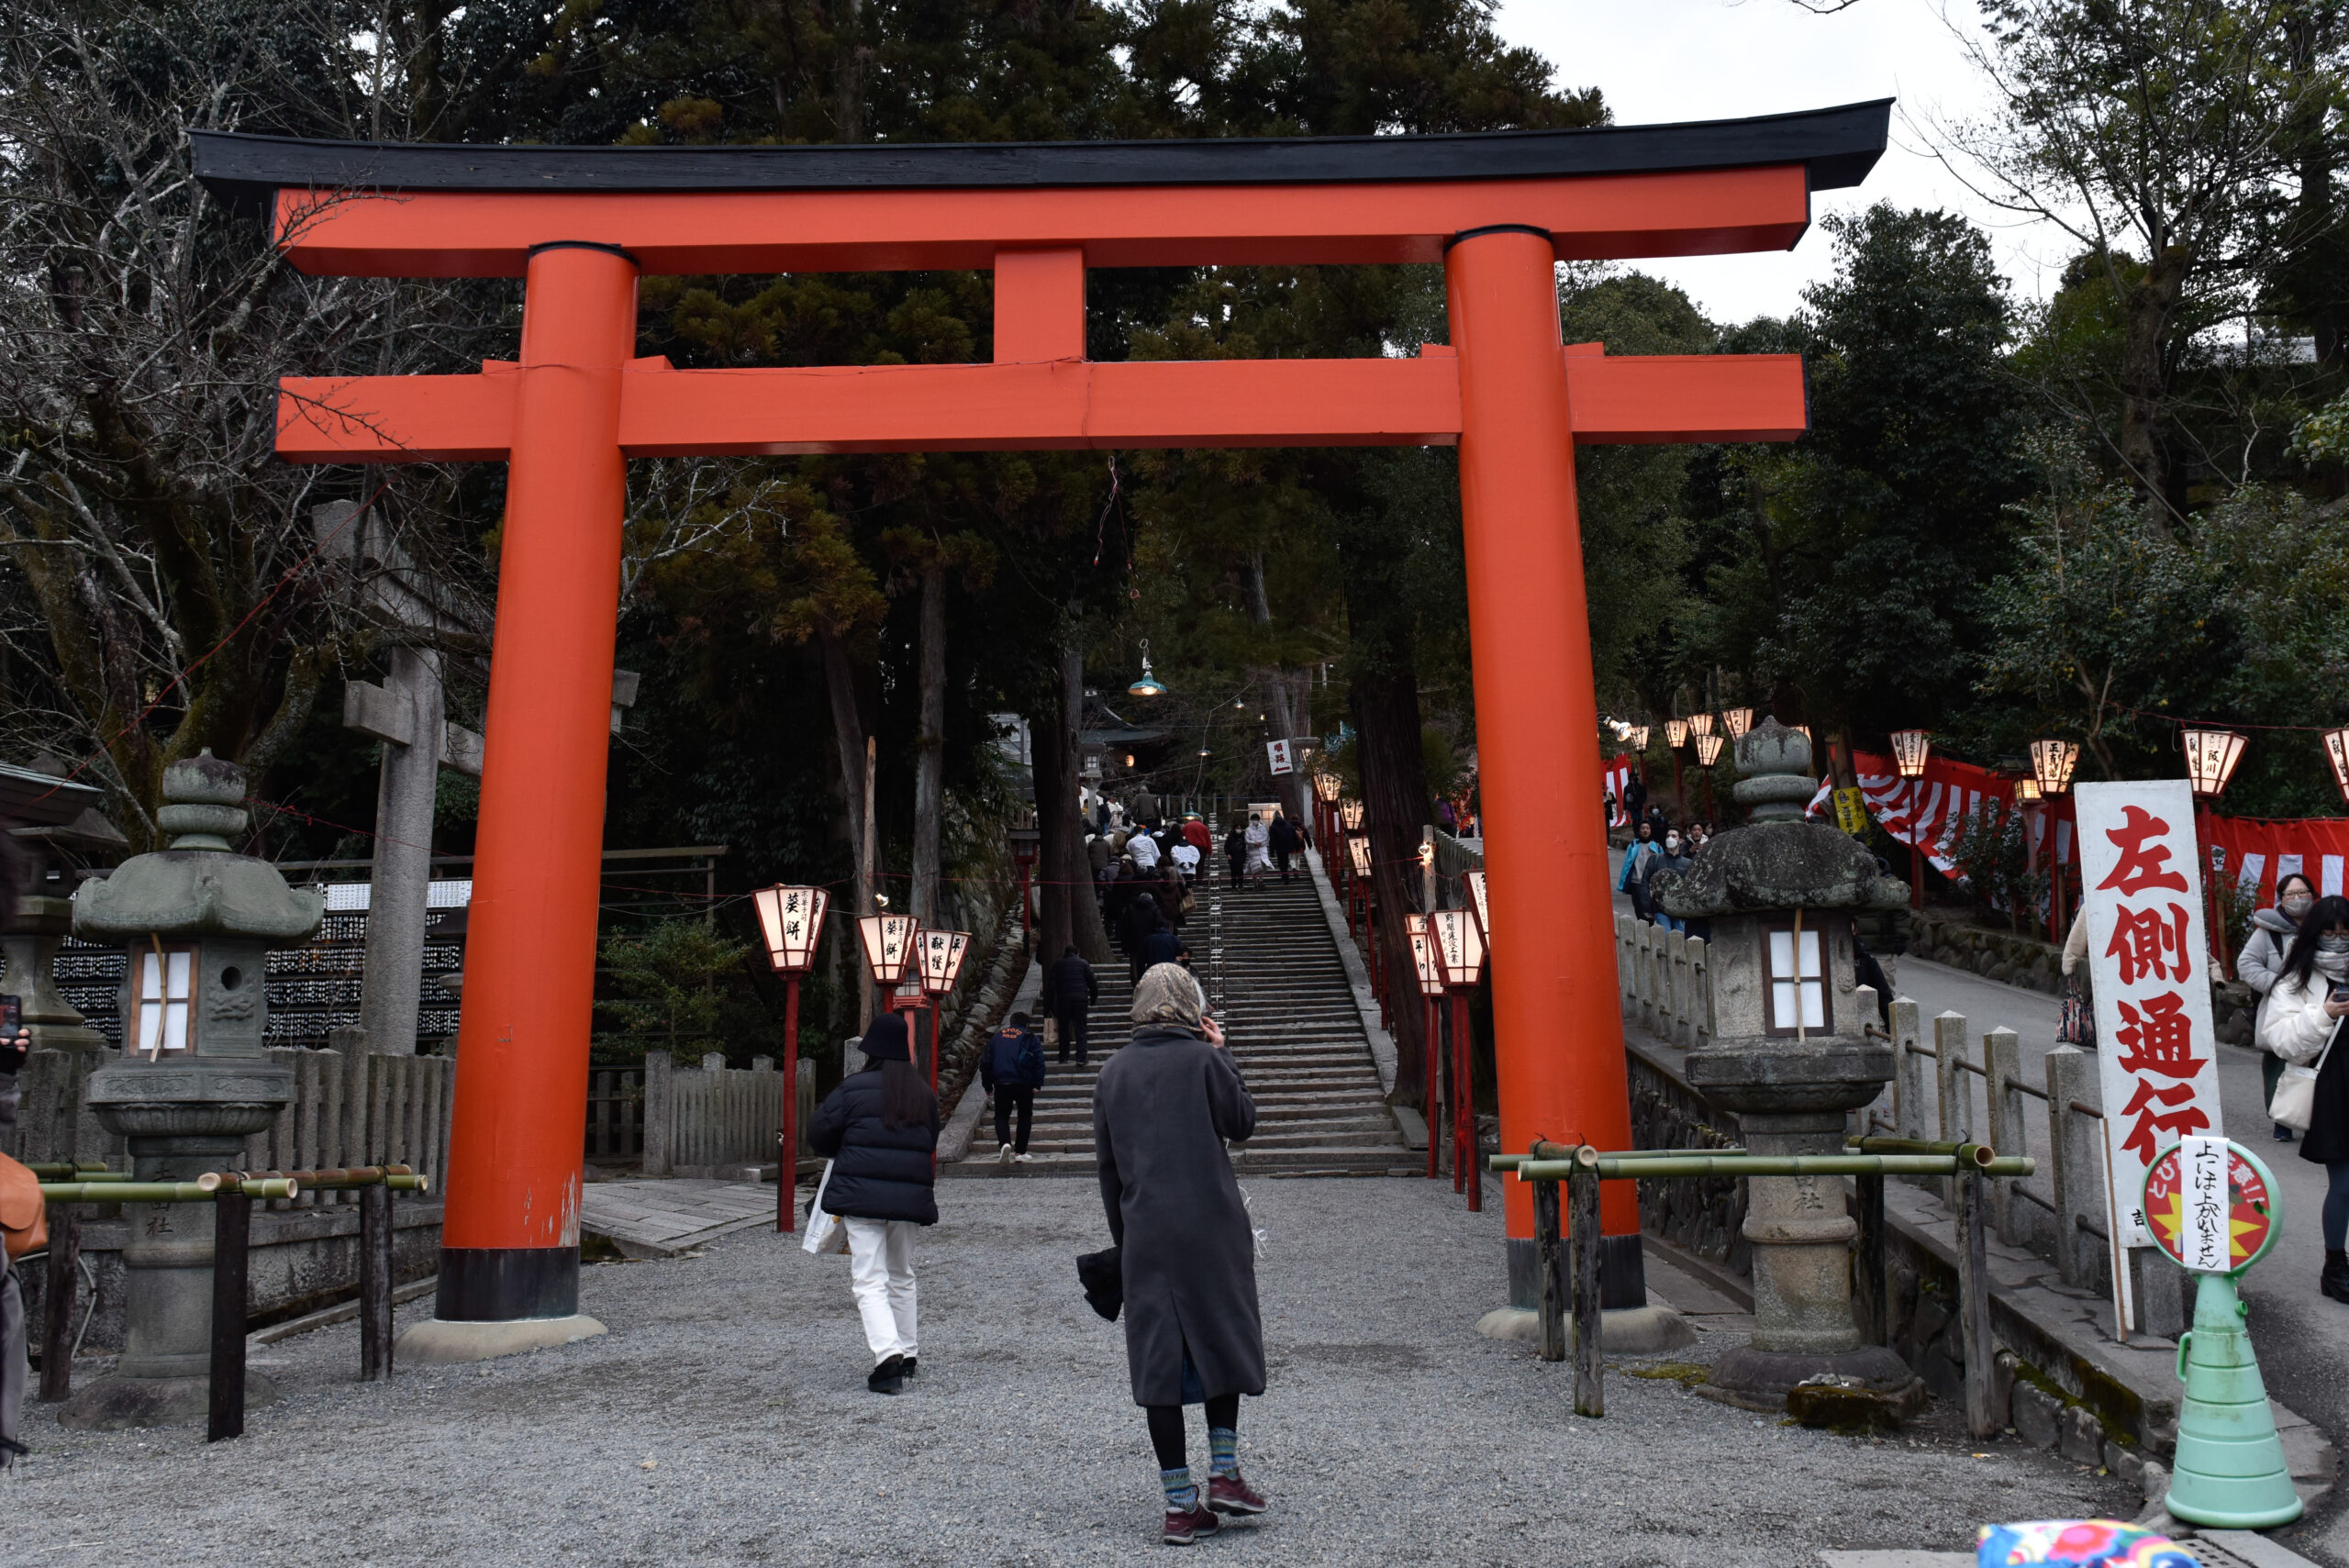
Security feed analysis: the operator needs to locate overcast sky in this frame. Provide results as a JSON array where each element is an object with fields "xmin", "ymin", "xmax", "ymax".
[{"xmin": 1489, "ymin": 0, "xmax": 2067, "ymax": 327}]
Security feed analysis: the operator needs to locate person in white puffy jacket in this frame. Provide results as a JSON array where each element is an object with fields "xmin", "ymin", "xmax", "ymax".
[{"xmin": 2255, "ymin": 893, "xmax": 2349, "ymax": 1304}]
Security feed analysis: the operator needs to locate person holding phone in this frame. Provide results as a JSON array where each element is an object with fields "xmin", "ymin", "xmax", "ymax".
[
  {"xmin": 1092, "ymin": 964, "xmax": 1268, "ymax": 1543},
  {"xmin": 2257, "ymin": 895, "xmax": 2349, "ymax": 1303}
]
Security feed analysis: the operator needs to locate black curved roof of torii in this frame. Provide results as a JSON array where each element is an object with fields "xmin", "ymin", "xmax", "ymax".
[{"xmin": 191, "ymin": 99, "xmax": 1890, "ymax": 213}]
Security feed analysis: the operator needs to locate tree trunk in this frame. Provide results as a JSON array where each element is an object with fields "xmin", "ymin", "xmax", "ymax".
[
  {"xmin": 1031, "ymin": 644, "xmax": 1112, "ymax": 966},
  {"xmin": 2117, "ymin": 249, "xmax": 2188, "ymax": 517},
  {"xmin": 835, "ymin": 0, "xmax": 867, "ymax": 144},
  {"xmin": 818, "ymin": 628, "xmax": 868, "ymax": 895},
  {"xmin": 1349, "ymin": 661, "xmax": 1433, "ymax": 1108},
  {"xmin": 909, "ymin": 563, "xmax": 946, "ymax": 927},
  {"xmin": 1243, "ymin": 552, "xmax": 1311, "ymax": 828}
]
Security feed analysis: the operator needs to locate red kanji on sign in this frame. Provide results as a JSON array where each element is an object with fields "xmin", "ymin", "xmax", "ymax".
[
  {"xmin": 2118, "ymin": 1077, "xmax": 2214, "ymax": 1163},
  {"xmin": 2105, "ymin": 903, "xmax": 2193, "ymax": 985},
  {"xmin": 2096, "ymin": 805, "xmax": 2190, "ymax": 897},
  {"xmin": 2111, "ymin": 990, "xmax": 2214, "ymax": 1162}
]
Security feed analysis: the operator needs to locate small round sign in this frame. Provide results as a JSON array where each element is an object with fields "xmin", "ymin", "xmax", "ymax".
[{"xmin": 2143, "ymin": 1140, "xmax": 2279, "ymax": 1275}]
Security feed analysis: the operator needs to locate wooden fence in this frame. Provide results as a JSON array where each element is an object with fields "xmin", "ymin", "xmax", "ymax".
[
  {"xmin": 587, "ymin": 1067, "xmax": 646, "ymax": 1162},
  {"xmin": 2, "ymin": 1045, "xmax": 452, "ymax": 1207},
  {"xmin": 642, "ymin": 1051, "xmax": 816, "ymax": 1177},
  {"xmin": 1614, "ymin": 917, "xmax": 1714, "ymax": 1049}
]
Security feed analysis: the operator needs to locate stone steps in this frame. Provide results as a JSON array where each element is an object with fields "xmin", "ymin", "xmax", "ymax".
[{"xmin": 949, "ymin": 844, "xmax": 1407, "ymax": 1177}]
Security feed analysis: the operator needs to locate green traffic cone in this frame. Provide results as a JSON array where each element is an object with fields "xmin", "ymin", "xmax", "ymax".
[{"xmin": 2164, "ymin": 1272, "xmax": 2303, "ymax": 1529}]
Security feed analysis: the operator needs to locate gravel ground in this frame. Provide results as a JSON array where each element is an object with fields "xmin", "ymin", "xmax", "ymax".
[{"xmin": 11, "ymin": 1176, "xmax": 2134, "ymax": 1567}]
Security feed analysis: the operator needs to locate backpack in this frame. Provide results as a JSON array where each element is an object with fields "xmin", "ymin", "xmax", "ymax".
[{"xmin": 0, "ymin": 1151, "xmax": 47, "ymax": 1259}]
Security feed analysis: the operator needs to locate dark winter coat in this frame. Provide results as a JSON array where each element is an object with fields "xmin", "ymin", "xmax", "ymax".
[
  {"xmin": 1140, "ymin": 929, "xmax": 1186, "ymax": 969},
  {"xmin": 1094, "ymin": 1026, "xmax": 1264, "ymax": 1407},
  {"xmin": 1047, "ymin": 952, "xmax": 1099, "ymax": 1010},
  {"xmin": 982, "ymin": 1026, "xmax": 1046, "ymax": 1091},
  {"xmin": 807, "ymin": 1068, "xmax": 941, "ymax": 1225},
  {"xmin": 1120, "ymin": 895, "xmax": 1163, "ymax": 951},
  {"xmin": 1268, "ymin": 817, "xmax": 1300, "ymax": 855}
]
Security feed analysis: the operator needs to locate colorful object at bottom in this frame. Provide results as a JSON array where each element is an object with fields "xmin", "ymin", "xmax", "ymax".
[{"xmin": 1976, "ymin": 1519, "xmax": 2197, "ymax": 1566}]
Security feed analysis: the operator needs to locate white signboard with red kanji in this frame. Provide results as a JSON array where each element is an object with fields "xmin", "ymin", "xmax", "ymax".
[
  {"xmin": 2076, "ymin": 780, "xmax": 2227, "ymax": 1330},
  {"xmin": 1266, "ymin": 739, "xmax": 1294, "ymax": 776}
]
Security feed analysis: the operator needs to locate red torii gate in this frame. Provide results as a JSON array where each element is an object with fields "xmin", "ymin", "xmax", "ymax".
[{"xmin": 195, "ymin": 102, "xmax": 1887, "ymax": 1351}]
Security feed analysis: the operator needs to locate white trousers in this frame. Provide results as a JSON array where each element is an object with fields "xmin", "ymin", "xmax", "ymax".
[{"xmin": 844, "ymin": 1218, "xmax": 918, "ymax": 1364}]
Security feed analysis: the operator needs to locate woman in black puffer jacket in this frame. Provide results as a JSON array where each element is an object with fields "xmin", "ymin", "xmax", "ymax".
[{"xmin": 807, "ymin": 1011, "xmax": 939, "ymax": 1394}]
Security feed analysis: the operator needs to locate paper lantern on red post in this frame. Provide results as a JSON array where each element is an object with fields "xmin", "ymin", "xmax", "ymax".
[{"xmin": 751, "ymin": 885, "xmax": 828, "ymax": 973}]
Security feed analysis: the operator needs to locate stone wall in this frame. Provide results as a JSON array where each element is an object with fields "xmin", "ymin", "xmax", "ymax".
[{"xmin": 1624, "ymin": 1035, "xmax": 1747, "ymax": 1276}]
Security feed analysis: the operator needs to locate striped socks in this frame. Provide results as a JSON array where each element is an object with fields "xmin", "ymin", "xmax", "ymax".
[
  {"xmin": 1209, "ymin": 1427, "xmax": 1238, "ymax": 1478},
  {"xmin": 1162, "ymin": 1467, "xmax": 1198, "ymax": 1512}
]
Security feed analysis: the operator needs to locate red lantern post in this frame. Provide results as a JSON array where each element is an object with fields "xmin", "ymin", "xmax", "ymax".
[
  {"xmin": 918, "ymin": 928, "xmax": 974, "ymax": 1095},
  {"xmin": 1431, "ymin": 907, "xmax": 1487, "ymax": 1211},
  {"xmin": 2031, "ymin": 740, "xmax": 2081, "ymax": 944},
  {"xmin": 752, "ymin": 884, "xmax": 828, "ymax": 1231},
  {"xmin": 1889, "ymin": 729, "xmax": 1932, "ymax": 910},
  {"xmin": 2183, "ymin": 729, "xmax": 2247, "ymax": 977},
  {"xmin": 1407, "ymin": 915, "xmax": 1446, "ymax": 1180}
]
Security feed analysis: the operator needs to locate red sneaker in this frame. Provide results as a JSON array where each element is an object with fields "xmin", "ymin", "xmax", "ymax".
[
  {"xmin": 1208, "ymin": 1473, "xmax": 1267, "ymax": 1516},
  {"xmin": 1162, "ymin": 1503, "xmax": 1222, "ymax": 1545}
]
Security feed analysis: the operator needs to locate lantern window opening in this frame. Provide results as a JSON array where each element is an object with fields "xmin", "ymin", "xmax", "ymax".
[
  {"xmin": 1408, "ymin": 930, "xmax": 1445, "ymax": 998},
  {"xmin": 2326, "ymin": 728, "xmax": 2349, "ymax": 806},
  {"xmin": 1888, "ymin": 728, "xmax": 1932, "ymax": 780},
  {"xmin": 1721, "ymin": 707, "xmax": 1753, "ymax": 741},
  {"xmin": 2029, "ymin": 738, "xmax": 2080, "ymax": 795},
  {"xmin": 2015, "ymin": 776, "xmax": 2042, "ymax": 804},
  {"xmin": 1340, "ymin": 798, "xmax": 1365, "ymax": 831},
  {"xmin": 858, "ymin": 912, "xmax": 920, "ymax": 985},
  {"xmin": 1687, "ymin": 713, "xmax": 1716, "ymax": 740},
  {"xmin": 1347, "ymin": 834, "xmax": 1373, "ymax": 878},
  {"xmin": 920, "ymin": 929, "xmax": 973, "ymax": 995},
  {"xmin": 1430, "ymin": 908, "xmax": 1486, "ymax": 989},
  {"xmin": 133, "ymin": 946, "xmax": 197, "ymax": 1057},
  {"xmin": 752, "ymin": 884, "xmax": 828, "ymax": 973},
  {"xmin": 2181, "ymin": 728, "xmax": 2246, "ymax": 799},
  {"xmin": 1463, "ymin": 869, "xmax": 1489, "ymax": 939},
  {"xmin": 1664, "ymin": 719, "xmax": 1688, "ymax": 750},
  {"xmin": 1628, "ymin": 725, "xmax": 1651, "ymax": 751},
  {"xmin": 1694, "ymin": 733, "xmax": 1725, "ymax": 767},
  {"xmin": 1765, "ymin": 921, "xmax": 1829, "ymax": 1036}
]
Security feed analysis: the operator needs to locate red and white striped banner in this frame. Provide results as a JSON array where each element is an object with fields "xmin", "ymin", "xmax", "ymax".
[{"xmin": 1603, "ymin": 754, "xmax": 1633, "ymax": 828}]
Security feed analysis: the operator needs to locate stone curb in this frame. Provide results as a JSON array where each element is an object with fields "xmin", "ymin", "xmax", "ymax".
[{"xmin": 1301, "ymin": 846, "xmax": 1400, "ymax": 1097}]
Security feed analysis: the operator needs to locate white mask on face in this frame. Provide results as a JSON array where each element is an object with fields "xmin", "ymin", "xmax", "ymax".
[{"xmin": 1664, "ymin": 834, "xmax": 1682, "ymax": 851}]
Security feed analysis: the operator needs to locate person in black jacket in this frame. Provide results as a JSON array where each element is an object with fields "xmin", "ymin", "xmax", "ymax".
[
  {"xmin": 1223, "ymin": 823, "xmax": 1248, "ymax": 889},
  {"xmin": 1267, "ymin": 812, "xmax": 1300, "ymax": 881},
  {"xmin": 980, "ymin": 1011, "xmax": 1047, "ymax": 1165},
  {"xmin": 1121, "ymin": 894, "xmax": 1164, "ymax": 987},
  {"xmin": 1046, "ymin": 944, "xmax": 1099, "ymax": 1065},
  {"xmin": 807, "ymin": 1012, "xmax": 940, "ymax": 1395}
]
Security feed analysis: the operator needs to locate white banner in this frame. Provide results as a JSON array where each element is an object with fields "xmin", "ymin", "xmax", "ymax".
[
  {"xmin": 1266, "ymin": 739, "xmax": 1294, "ymax": 776},
  {"xmin": 2076, "ymin": 780, "xmax": 2227, "ymax": 1329}
]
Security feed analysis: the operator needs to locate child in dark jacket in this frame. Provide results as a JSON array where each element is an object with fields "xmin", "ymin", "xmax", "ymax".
[{"xmin": 980, "ymin": 1011, "xmax": 1048, "ymax": 1165}]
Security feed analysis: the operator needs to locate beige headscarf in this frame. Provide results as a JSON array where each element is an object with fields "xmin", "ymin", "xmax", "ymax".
[{"xmin": 1130, "ymin": 962, "xmax": 1207, "ymax": 1030}]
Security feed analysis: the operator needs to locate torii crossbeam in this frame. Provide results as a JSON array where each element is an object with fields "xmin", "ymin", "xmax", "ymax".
[{"xmin": 195, "ymin": 101, "xmax": 1887, "ymax": 1351}]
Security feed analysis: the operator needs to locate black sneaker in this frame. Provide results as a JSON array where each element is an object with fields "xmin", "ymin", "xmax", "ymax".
[
  {"xmin": 902, "ymin": 1356, "xmax": 917, "ymax": 1378},
  {"xmin": 868, "ymin": 1354, "xmax": 905, "ymax": 1396}
]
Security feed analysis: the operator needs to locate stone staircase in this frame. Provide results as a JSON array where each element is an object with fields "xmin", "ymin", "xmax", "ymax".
[{"xmin": 946, "ymin": 847, "xmax": 1413, "ymax": 1178}]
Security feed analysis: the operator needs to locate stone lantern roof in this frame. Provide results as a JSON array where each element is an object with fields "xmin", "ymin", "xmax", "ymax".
[
  {"xmin": 73, "ymin": 751, "xmax": 323, "ymax": 944},
  {"xmin": 1653, "ymin": 717, "xmax": 1907, "ymax": 918}
]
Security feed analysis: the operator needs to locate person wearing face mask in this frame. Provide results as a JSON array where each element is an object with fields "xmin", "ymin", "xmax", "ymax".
[
  {"xmin": 2257, "ymin": 895, "xmax": 2349, "ymax": 1303},
  {"xmin": 1617, "ymin": 819, "xmax": 1662, "ymax": 924},
  {"xmin": 2242, "ymin": 872, "xmax": 2318, "ymax": 1142},
  {"xmin": 1647, "ymin": 828, "xmax": 1692, "ymax": 932}
]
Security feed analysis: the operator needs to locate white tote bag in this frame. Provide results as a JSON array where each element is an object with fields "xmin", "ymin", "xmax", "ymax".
[
  {"xmin": 2272, "ymin": 1017, "xmax": 2343, "ymax": 1133},
  {"xmin": 800, "ymin": 1160, "xmax": 850, "ymax": 1255}
]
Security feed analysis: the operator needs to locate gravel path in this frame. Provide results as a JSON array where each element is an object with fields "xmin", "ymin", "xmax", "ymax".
[{"xmin": 12, "ymin": 1177, "xmax": 2132, "ymax": 1567}]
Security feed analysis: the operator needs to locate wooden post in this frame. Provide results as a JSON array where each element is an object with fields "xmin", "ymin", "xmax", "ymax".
[
  {"xmin": 1453, "ymin": 991, "xmax": 1479, "ymax": 1210},
  {"xmin": 1892, "ymin": 997, "xmax": 1925, "ymax": 1144},
  {"xmin": 1984, "ymin": 1027, "xmax": 2028, "ymax": 1245},
  {"xmin": 2045, "ymin": 1045, "xmax": 2096, "ymax": 1289},
  {"xmin": 1933, "ymin": 1010, "xmax": 1971, "ymax": 1204},
  {"xmin": 1854, "ymin": 1173, "xmax": 1887, "ymax": 1347},
  {"xmin": 1569, "ymin": 1168, "xmax": 1603, "ymax": 1418},
  {"xmin": 360, "ymin": 1180, "xmax": 395, "ymax": 1381},
  {"xmin": 643, "ymin": 1050, "xmax": 673, "ymax": 1177},
  {"xmin": 1955, "ymin": 1167, "xmax": 1997, "ymax": 1440},
  {"xmin": 39, "ymin": 1201, "xmax": 78, "ymax": 1401},
  {"xmin": 207, "ymin": 1190, "xmax": 251, "ymax": 1442},
  {"xmin": 1533, "ymin": 1162, "xmax": 1565, "ymax": 1363}
]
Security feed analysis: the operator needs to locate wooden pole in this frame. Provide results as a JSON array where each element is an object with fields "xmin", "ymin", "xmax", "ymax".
[
  {"xmin": 1569, "ymin": 1168, "xmax": 1604, "ymax": 1417},
  {"xmin": 1453, "ymin": 990, "xmax": 1480, "ymax": 1211},
  {"xmin": 1956, "ymin": 1167, "xmax": 1997, "ymax": 1440},
  {"xmin": 1425, "ymin": 997, "xmax": 1442, "ymax": 1179},
  {"xmin": 1854, "ymin": 1172, "xmax": 1887, "ymax": 1347},
  {"xmin": 207, "ymin": 1190, "xmax": 251, "ymax": 1442},
  {"xmin": 1533, "ymin": 1160, "xmax": 1566, "ymax": 1362},
  {"xmin": 39, "ymin": 1202, "xmax": 78, "ymax": 1401},
  {"xmin": 359, "ymin": 1180, "xmax": 394, "ymax": 1381}
]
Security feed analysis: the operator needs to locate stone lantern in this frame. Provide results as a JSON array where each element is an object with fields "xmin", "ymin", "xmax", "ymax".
[
  {"xmin": 0, "ymin": 760, "xmax": 128, "ymax": 1061},
  {"xmin": 60, "ymin": 751, "xmax": 322, "ymax": 1429},
  {"xmin": 1652, "ymin": 717, "xmax": 1921, "ymax": 1414}
]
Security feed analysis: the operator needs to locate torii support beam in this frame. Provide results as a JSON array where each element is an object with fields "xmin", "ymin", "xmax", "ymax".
[{"xmin": 196, "ymin": 100, "xmax": 1887, "ymax": 1349}]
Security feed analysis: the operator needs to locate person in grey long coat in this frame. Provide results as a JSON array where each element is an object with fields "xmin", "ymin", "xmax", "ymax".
[{"xmin": 1094, "ymin": 963, "xmax": 1269, "ymax": 1543}]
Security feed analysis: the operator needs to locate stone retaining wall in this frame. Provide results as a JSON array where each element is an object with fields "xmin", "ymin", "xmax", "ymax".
[{"xmin": 1902, "ymin": 909, "xmax": 2259, "ymax": 1043}]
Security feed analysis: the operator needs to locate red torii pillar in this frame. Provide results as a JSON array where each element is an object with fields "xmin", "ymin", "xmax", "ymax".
[{"xmin": 196, "ymin": 101, "xmax": 1886, "ymax": 1354}]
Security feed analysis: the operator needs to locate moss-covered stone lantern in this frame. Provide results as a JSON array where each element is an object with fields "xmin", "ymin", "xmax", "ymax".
[
  {"xmin": 1653, "ymin": 717, "xmax": 1920, "ymax": 1414},
  {"xmin": 60, "ymin": 751, "xmax": 322, "ymax": 1429}
]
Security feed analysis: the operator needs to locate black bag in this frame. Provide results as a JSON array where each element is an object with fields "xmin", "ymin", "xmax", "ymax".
[{"xmin": 1076, "ymin": 1245, "xmax": 1122, "ymax": 1322}]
